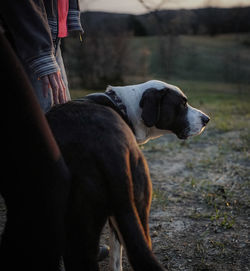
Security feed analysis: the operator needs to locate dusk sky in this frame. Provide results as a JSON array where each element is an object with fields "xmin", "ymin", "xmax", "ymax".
[{"xmin": 80, "ymin": 0, "xmax": 250, "ymax": 14}]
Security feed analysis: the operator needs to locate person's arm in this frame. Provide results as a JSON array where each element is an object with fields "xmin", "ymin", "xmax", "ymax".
[
  {"xmin": 67, "ymin": 0, "xmax": 84, "ymax": 34},
  {"xmin": 1, "ymin": 0, "xmax": 67, "ymax": 104}
]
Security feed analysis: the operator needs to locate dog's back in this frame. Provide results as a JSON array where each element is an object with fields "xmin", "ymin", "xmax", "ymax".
[{"xmin": 46, "ymin": 100, "xmax": 165, "ymax": 271}]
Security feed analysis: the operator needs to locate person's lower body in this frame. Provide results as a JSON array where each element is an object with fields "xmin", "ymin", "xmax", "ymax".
[{"xmin": 24, "ymin": 42, "xmax": 71, "ymax": 113}]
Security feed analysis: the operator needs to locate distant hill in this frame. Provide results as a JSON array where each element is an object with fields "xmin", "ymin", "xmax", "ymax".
[{"xmin": 81, "ymin": 7, "xmax": 250, "ymax": 36}]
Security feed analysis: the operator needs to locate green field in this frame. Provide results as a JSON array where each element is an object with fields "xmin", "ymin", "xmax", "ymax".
[
  {"xmin": 64, "ymin": 33, "xmax": 250, "ymax": 91},
  {"xmin": 126, "ymin": 34, "xmax": 250, "ymax": 87},
  {"xmin": 69, "ymin": 33, "xmax": 250, "ymax": 94}
]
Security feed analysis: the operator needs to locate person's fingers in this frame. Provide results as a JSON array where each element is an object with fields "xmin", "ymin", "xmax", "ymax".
[
  {"xmin": 48, "ymin": 73, "xmax": 59, "ymax": 104},
  {"xmin": 55, "ymin": 71, "xmax": 67, "ymax": 103},
  {"xmin": 41, "ymin": 76, "xmax": 50, "ymax": 98},
  {"xmin": 60, "ymin": 77, "xmax": 67, "ymax": 102},
  {"xmin": 41, "ymin": 72, "xmax": 67, "ymax": 105}
]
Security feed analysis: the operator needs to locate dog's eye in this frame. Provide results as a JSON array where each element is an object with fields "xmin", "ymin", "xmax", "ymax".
[{"xmin": 183, "ymin": 99, "xmax": 187, "ymax": 107}]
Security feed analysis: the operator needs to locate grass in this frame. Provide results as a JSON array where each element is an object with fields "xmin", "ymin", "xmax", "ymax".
[
  {"xmin": 129, "ymin": 34, "xmax": 250, "ymax": 85},
  {"xmin": 70, "ymin": 89, "xmax": 101, "ymax": 99},
  {"xmin": 152, "ymin": 189, "xmax": 169, "ymax": 209},
  {"xmin": 66, "ymin": 33, "xmax": 250, "ymax": 93}
]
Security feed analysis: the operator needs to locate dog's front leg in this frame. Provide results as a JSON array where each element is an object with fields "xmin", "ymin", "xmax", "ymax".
[{"xmin": 109, "ymin": 217, "xmax": 123, "ymax": 271}]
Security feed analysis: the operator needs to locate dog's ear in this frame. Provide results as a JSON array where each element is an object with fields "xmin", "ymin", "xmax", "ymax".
[{"xmin": 139, "ymin": 88, "xmax": 165, "ymax": 127}]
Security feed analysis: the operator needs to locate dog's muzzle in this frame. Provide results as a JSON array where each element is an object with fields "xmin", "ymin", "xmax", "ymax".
[
  {"xmin": 201, "ymin": 114, "xmax": 210, "ymax": 126},
  {"xmin": 180, "ymin": 107, "xmax": 210, "ymax": 139}
]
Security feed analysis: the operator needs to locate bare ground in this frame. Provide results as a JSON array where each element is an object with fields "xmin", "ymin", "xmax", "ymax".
[
  {"xmin": 1, "ymin": 128, "xmax": 249, "ymax": 270},
  {"xmin": 143, "ymin": 129, "xmax": 250, "ymax": 271},
  {"xmin": 100, "ymin": 128, "xmax": 250, "ymax": 270}
]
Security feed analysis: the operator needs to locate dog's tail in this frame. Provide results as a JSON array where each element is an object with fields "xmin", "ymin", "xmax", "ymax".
[
  {"xmin": 110, "ymin": 212, "xmax": 166, "ymax": 271},
  {"xmin": 105, "ymin": 152, "xmax": 166, "ymax": 271},
  {"xmin": 110, "ymin": 205, "xmax": 165, "ymax": 271}
]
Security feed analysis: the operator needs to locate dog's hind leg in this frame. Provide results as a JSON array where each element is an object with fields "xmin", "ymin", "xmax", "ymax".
[
  {"xmin": 64, "ymin": 215, "xmax": 102, "ymax": 271},
  {"xmin": 109, "ymin": 218, "xmax": 123, "ymax": 271},
  {"xmin": 64, "ymin": 181, "xmax": 108, "ymax": 271}
]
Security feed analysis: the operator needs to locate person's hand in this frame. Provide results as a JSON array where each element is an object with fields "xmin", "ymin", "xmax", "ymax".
[{"xmin": 41, "ymin": 71, "xmax": 67, "ymax": 105}]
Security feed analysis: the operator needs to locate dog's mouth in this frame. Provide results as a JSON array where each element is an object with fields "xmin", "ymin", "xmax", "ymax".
[
  {"xmin": 176, "ymin": 127, "xmax": 189, "ymax": 140},
  {"xmin": 176, "ymin": 125, "xmax": 209, "ymax": 140},
  {"xmin": 176, "ymin": 125, "xmax": 207, "ymax": 140}
]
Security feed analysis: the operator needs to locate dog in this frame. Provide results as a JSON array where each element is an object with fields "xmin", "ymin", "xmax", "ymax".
[
  {"xmin": 84, "ymin": 80, "xmax": 210, "ymax": 144},
  {"xmin": 46, "ymin": 80, "xmax": 210, "ymax": 271}
]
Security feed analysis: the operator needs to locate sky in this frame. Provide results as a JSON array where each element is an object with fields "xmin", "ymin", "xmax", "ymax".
[{"xmin": 80, "ymin": 0, "xmax": 250, "ymax": 14}]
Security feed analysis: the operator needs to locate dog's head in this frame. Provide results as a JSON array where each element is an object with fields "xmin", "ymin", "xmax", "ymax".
[{"xmin": 139, "ymin": 84, "xmax": 210, "ymax": 140}]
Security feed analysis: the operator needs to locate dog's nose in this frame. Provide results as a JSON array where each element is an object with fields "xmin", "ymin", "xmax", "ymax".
[{"xmin": 201, "ymin": 114, "xmax": 210, "ymax": 126}]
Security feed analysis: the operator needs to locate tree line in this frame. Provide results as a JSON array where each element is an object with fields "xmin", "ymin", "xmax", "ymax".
[{"xmin": 81, "ymin": 7, "xmax": 250, "ymax": 37}]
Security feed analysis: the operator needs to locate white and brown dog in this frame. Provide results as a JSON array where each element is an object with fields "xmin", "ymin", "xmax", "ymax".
[{"xmin": 46, "ymin": 80, "xmax": 210, "ymax": 271}]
